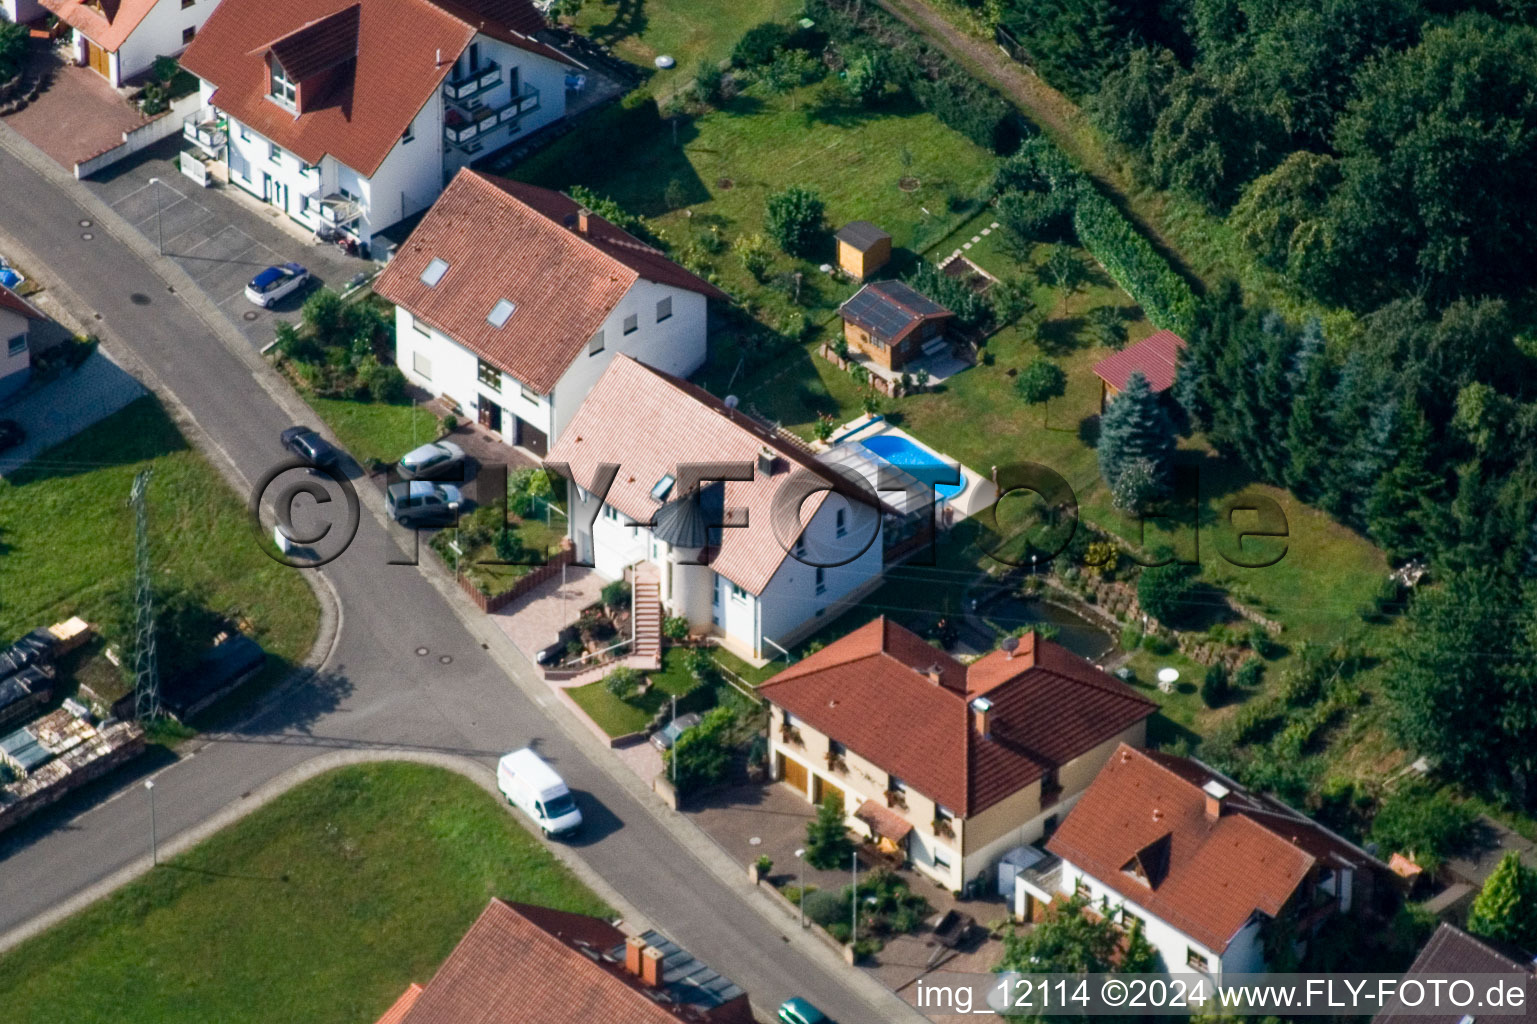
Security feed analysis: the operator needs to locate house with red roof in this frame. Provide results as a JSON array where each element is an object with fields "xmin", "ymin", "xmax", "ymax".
[
  {"xmin": 759, "ymin": 617, "xmax": 1158, "ymax": 892},
  {"xmin": 544, "ymin": 356, "xmax": 892, "ymax": 661},
  {"xmin": 376, "ymin": 169, "xmax": 726, "ymax": 456},
  {"xmin": 179, "ymin": 0, "xmax": 580, "ymax": 248},
  {"xmin": 0, "ymin": 284, "xmax": 44, "ymax": 401},
  {"xmin": 370, "ymin": 898, "xmax": 754, "ymax": 1024},
  {"xmin": 43, "ymin": 0, "xmax": 212, "ymax": 88},
  {"xmin": 1091, "ymin": 329, "xmax": 1186, "ymax": 411},
  {"xmin": 1036, "ymin": 744, "xmax": 1394, "ymax": 980}
]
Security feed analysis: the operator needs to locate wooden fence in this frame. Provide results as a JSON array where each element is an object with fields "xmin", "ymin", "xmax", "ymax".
[{"xmin": 456, "ymin": 545, "xmax": 576, "ymax": 614}]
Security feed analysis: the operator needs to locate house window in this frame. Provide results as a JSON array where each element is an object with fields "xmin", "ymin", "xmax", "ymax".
[
  {"xmin": 6, "ymin": 335, "xmax": 25, "ymax": 357},
  {"xmin": 269, "ymin": 141, "xmax": 283, "ymax": 163},
  {"xmin": 729, "ymin": 582, "xmax": 747, "ymax": 603},
  {"xmin": 180, "ymin": 0, "xmax": 193, "ymax": 7},
  {"xmin": 402, "ymin": 121, "xmax": 414, "ymax": 144},
  {"xmin": 1186, "ymin": 947, "xmax": 1211, "ymax": 972},
  {"xmin": 933, "ymin": 846, "xmax": 951, "ymax": 869},
  {"xmin": 181, "ymin": 25, "xmax": 196, "ymax": 44},
  {"xmin": 782, "ymin": 710, "xmax": 795, "ymax": 728},
  {"xmin": 793, "ymin": 535, "xmax": 806, "ymax": 560},
  {"xmin": 835, "ymin": 508, "xmax": 846, "ymax": 537},
  {"xmin": 656, "ymin": 296, "xmax": 672, "ymax": 322},
  {"xmin": 269, "ymin": 63, "xmax": 296, "ymax": 109},
  {"xmin": 412, "ymin": 351, "xmax": 431, "ymax": 379},
  {"xmin": 828, "ymin": 739, "xmax": 845, "ymax": 757},
  {"xmin": 411, "ymin": 316, "xmax": 430, "ymax": 338},
  {"xmin": 814, "ymin": 567, "xmax": 825, "ymax": 595},
  {"xmin": 589, "ymin": 330, "xmax": 604, "ymax": 356},
  {"xmin": 520, "ymin": 383, "xmax": 539, "ymax": 404},
  {"xmin": 603, "ymin": 504, "xmax": 619, "ymax": 521},
  {"xmin": 478, "ymin": 361, "xmax": 501, "ymax": 390},
  {"xmin": 623, "ymin": 313, "xmax": 638, "ymax": 335},
  {"xmin": 487, "ymin": 298, "xmax": 516, "ymax": 328},
  {"xmin": 238, "ymin": 124, "xmax": 250, "ymax": 142}
]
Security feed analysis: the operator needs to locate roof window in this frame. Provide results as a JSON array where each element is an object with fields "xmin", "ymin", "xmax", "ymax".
[
  {"xmin": 420, "ymin": 258, "xmax": 449, "ymax": 287},
  {"xmin": 487, "ymin": 298, "xmax": 516, "ymax": 327}
]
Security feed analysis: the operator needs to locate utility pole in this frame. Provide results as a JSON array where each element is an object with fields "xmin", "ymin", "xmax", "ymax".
[
  {"xmin": 129, "ymin": 470, "xmax": 160, "ymax": 723},
  {"xmin": 670, "ymin": 693, "xmax": 678, "ymax": 785},
  {"xmin": 144, "ymin": 778, "xmax": 158, "ymax": 865},
  {"xmin": 795, "ymin": 848, "xmax": 806, "ymax": 928},
  {"xmin": 851, "ymin": 848, "xmax": 859, "ymax": 947}
]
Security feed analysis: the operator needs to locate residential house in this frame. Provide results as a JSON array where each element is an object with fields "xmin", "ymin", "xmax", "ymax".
[
  {"xmin": 760, "ymin": 618, "xmax": 1158, "ymax": 893},
  {"xmin": 1091, "ymin": 328, "xmax": 1186, "ymax": 410},
  {"xmin": 43, "ymin": 0, "xmax": 213, "ymax": 88},
  {"xmin": 179, "ymin": 0, "xmax": 579, "ymax": 248},
  {"xmin": 0, "ymin": 284, "xmax": 41, "ymax": 401},
  {"xmin": 1037, "ymin": 744, "xmax": 1394, "ymax": 981},
  {"xmin": 1374, "ymin": 924, "xmax": 1537, "ymax": 1024},
  {"xmin": 375, "ymin": 169, "xmax": 725, "ymax": 456},
  {"xmin": 545, "ymin": 356, "xmax": 889, "ymax": 662},
  {"xmin": 835, "ymin": 220, "xmax": 891, "ymax": 281},
  {"xmin": 839, "ymin": 279, "xmax": 953, "ymax": 372},
  {"xmin": 371, "ymin": 898, "xmax": 755, "ymax": 1024}
]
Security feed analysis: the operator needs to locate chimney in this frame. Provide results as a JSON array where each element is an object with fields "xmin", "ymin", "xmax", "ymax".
[
  {"xmin": 970, "ymin": 696, "xmax": 992, "ymax": 740},
  {"xmin": 1203, "ymin": 780, "xmax": 1230, "ymax": 821},
  {"xmin": 757, "ymin": 444, "xmax": 776, "ymax": 476},
  {"xmin": 576, "ymin": 207, "xmax": 592, "ymax": 235},
  {"xmin": 926, "ymin": 663, "xmax": 944, "ymax": 686},
  {"xmin": 640, "ymin": 945, "xmax": 665, "ymax": 988},
  {"xmin": 624, "ymin": 935, "xmax": 646, "ymax": 977}
]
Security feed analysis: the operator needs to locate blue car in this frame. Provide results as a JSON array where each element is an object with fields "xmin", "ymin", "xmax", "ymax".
[
  {"xmin": 777, "ymin": 997, "xmax": 829, "ymax": 1024},
  {"xmin": 245, "ymin": 262, "xmax": 311, "ymax": 307}
]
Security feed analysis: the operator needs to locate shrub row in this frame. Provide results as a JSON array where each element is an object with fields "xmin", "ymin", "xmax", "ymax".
[
  {"xmin": 1071, "ymin": 187, "xmax": 1197, "ymax": 335},
  {"xmin": 804, "ymin": 0, "xmax": 1024, "ymax": 155}
]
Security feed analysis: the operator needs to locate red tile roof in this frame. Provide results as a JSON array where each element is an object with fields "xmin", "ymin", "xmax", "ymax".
[
  {"xmin": 39, "ymin": 0, "xmax": 158, "ymax": 52},
  {"xmin": 0, "ymin": 284, "xmax": 43, "ymax": 321},
  {"xmin": 374, "ymin": 170, "xmax": 726, "ymax": 394},
  {"xmin": 180, "ymin": 0, "xmax": 575, "ymax": 177},
  {"xmin": 1046, "ymin": 745, "xmax": 1379, "ymax": 953},
  {"xmin": 265, "ymin": 5, "xmax": 361, "ymax": 82},
  {"xmin": 1091, "ymin": 329, "xmax": 1186, "ymax": 394},
  {"xmin": 545, "ymin": 356, "xmax": 867, "ymax": 595},
  {"xmin": 760, "ymin": 618, "xmax": 1157, "ymax": 816},
  {"xmin": 394, "ymin": 900, "xmax": 750, "ymax": 1024},
  {"xmin": 372, "ymin": 984, "xmax": 423, "ymax": 1024}
]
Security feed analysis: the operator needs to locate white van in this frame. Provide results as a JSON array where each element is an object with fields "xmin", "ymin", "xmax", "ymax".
[{"xmin": 497, "ymin": 748, "xmax": 583, "ymax": 838}]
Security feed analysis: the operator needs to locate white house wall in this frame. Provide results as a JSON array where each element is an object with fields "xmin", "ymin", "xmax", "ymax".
[
  {"xmin": 756, "ymin": 492, "xmax": 883, "ymax": 654},
  {"xmin": 339, "ymin": 94, "xmax": 444, "ymax": 243},
  {"xmin": 109, "ymin": 0, "xmax": 215, "ymax": 86},
  {"xmin": 442, "ymin": 33, "xmax": 568, "ymax": 176},
  {"xmin": 0, "ymin": 307, "xmax": 30, "ymax": 399},
  {"xmin": 549, "ymin": 280, "xmax": 707, "ymax": 442}
]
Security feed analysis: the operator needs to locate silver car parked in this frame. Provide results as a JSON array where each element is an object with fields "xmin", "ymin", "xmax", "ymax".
[{"xmin": 397, "ymin": 440, "xmax": 467, "ymax": 480}]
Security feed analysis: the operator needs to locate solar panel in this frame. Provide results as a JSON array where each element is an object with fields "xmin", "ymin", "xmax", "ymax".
[{"xmin": 844, "ymin": 287, "xmax": 917, "ymax": 341}]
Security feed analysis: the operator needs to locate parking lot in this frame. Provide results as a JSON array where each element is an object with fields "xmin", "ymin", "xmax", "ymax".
[{"xmin": 85, "ymin": 139, "xmax": 374, "ymax": 348}]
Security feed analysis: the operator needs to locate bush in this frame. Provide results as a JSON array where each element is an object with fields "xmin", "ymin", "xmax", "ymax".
[
  {"xmin": 604, "ymin": 667, "xmax": 643, "ymax": 699},
  {"xmin": 1248, "ymin": 624, "xmax": 1281, "ymax": 658},
  {"xmin": 842, "ymin": 49, "xmax": 888, "ymax": 106},
  {"xmin": 1137, "ymin": 561, "xmax": 1197, "ymax": 626},
  {"xmin": 1141, "ymin": 633, "xmax": 1173, "ymax": 656},
  {"xmin": 997, "ymin": 188, "xmax": 1075, "ymax": 243},
  {"xmin": 1119, "ymin": 623, "xmax": 1142, "ymax": 651},
  {"xmin": 1234, "ymin": 657, "xmax": 1264, "ymax": 690},
  {"xmin": 1371, "ymin": 782, "xmax": 1476, "ymax": 871},
  {"xmin": 600, "ymin": 580, "xmax": 630, "ymax": 609},
  {"xmin": 1072, "ymin": 187, "xmax": 1196, "ymax": 335},
  {"xmin": 805, "ymin": 793, "xmax": 854, "ymax": 869},
  {"xmin": 801, "ymin": 888, "xmax": 846, "ymax": 927},
  {"xmin": 663, "ymin": 615, "xmax": 689, "ymax": 641},
  {"xmin": 1201, "ymin": 662, "xmax": 1230, "ymax": 708},
  {"xmin": 755, "ymin": 854, "xmax": 774, "ymax": 875},
  {"xmin": 735, "ymin": 233, "xmax": 774, "ymax": 282},
  {"xmin": 360, "ymin": 359, "xmax": 408, "ymax": 403},
  {"xmin": 682, "ymin": 647, "xmax": 716, "ymax": 683},
  {"xmin": 691, "ymin": 61, "xmax": 726, "ymax": 106},
  {"xmin": 764, "ymin": 186, "xmax": 826, "ymax": 258},
  {"xmin": 665, "ymin": 705, "xmax": 736, "ymax": 794},
  {"xmin": 733, "ymin": 21, "xmax": 792, "ymax": 67},
  {"xmin": 0, "ymin": 18, "xmax": 30, "ymax": 83}
]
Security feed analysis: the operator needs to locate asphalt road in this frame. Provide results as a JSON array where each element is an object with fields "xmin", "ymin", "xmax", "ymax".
[{"xmin": 0, "ymin": 140, "xmax": 909, "ymax": 1024}]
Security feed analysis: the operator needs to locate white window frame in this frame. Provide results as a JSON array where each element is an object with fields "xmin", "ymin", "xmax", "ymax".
[
  {"xmin": 269, "ymin": 62, "xmax": 296, "ymax": 109},
  {"xmin": 411, "ymin": 350, "xmax": 431, "ymax": 379},
  {"xmin": 6, "ymin": 334, "xmax": 24, "ymax": 357}
]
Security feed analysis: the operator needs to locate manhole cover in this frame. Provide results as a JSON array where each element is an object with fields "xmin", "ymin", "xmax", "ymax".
[
  {"xmin": 80, "ymin": 232, "xmax": 93, "ymax": 240},
  {"xmin": 79, "ymin": 219, "xmax": 92, "ymax": 228},
  {"xmin": 243, "ymin": 311, "xmax": 259, "ymax": 321},
  {"xmin": 415, "ymin": 646, "xmax": 429, "ymax": 656},
  {"xmin": 716, "ymin": 177, "xmax": 734, "ymax": 190},
  {"xmin": 129, "ymin": 293, "xmax": 151, "ymax": 306},
  {"xmin": 439, "ymin": 654, "xmax": 453, "ymax": 665}
]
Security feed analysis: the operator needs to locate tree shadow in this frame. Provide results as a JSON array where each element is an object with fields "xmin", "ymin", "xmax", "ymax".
[
  {"xmin": 583, "ymin": 0, "xmax": 648, "ymax": 48},
  {"xmin": 1076, "ymin": 413, "xmax": 1101, "ymax": 448},
  {"xmin": 1036, "ymin": 315, "xmax": 1085, "ymax": 356},
  {"xmin": 211, "ymin": 665, "xmax": 356, "ymax": 737},
  {"xmin": 1146, "ymin": 712, "xmax": 1202, "ymax": 752}
]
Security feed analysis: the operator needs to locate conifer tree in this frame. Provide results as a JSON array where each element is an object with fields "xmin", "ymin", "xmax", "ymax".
[
  {"xmin": 1466, "ymin": 852, "xmax": 1537, "ymax": 955},
  {"xmin": 1098, "ymin": 371, "xmax": 1174, "ymax": 510}
]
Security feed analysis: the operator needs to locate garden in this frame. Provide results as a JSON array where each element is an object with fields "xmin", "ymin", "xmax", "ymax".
[
  {"xmin": 429, "ymin": 467, "xmax": 566, "ymax": 600},
  {"xmin": 0, "ymin": 762, "xmax": 610, "ymax": 1024}
]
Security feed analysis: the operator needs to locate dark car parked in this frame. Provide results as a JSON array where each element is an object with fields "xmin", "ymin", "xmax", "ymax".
[
  {"xmin": 385, "ymin": 480, "xmax": 464, "ymax": 528},
  {"xmin": 281, "ymin": 426, "xmax": 341, "ymax": 469}
]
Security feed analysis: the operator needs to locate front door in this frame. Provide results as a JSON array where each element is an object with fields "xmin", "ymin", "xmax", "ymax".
[
  {"xmin": 86, "ymin": 41, "xmax": 111, "ymax": 79},
  {"xmin": 780, "ymin": 754, "xmax": 808, "ymax": 797},
  {"xmin": 478, "ymin": 396, "xmax": 502, "ymax": 433},
  {"xmin": 270, "ymin": 181, "xmax": 289, "ymax": 215}
]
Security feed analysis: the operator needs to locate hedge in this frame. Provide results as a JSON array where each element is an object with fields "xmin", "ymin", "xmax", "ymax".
[
  {"xmin": 1072, "ymin": 186, "xmax": 1196, "ymax": 335},
  {"xmin": 804, "ymin": 0, "xmax": 1024, "ymax": 155}
]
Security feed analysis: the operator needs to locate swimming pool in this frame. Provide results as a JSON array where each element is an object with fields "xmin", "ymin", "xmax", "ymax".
[{"xmin": 861, "ymin": 434, "xmax": 967, "ymax": 501}]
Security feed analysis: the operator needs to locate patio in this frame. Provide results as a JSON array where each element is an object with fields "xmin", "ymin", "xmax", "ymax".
[
  {"xmin": 489, "ymin": 564, "xmax": 605, "ymax": 663},
  {"xmin": 849, "ymin": 344, "xmax": 971, "ymax": 388}
]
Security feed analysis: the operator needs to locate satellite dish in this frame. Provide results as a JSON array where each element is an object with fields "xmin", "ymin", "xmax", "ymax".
[{"xmin": 724, "ymin": 395, "xmax": 740, "ymax": 409}]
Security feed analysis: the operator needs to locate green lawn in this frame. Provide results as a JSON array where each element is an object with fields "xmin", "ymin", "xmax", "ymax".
[
  {"xmin": 0, "ymin": 762, "xmax": 610, "ymax": 1024},
  {"xmin": 441, "ymin": 517, "xmax": 567, "ymax": 598},
  {"xmin": 568, "ymin": 647, "xmax": 710, "ymax": 737},
  {"xmin": 572, "ymin": 0, "xmax": 803, "ymax": 94},
  {"xmin": 0, "ymin": 397, "xmax": 318, "ymax": 711},
  {"xmin": 306, "ymin": 395, "xmax": 442, "ymax": 468}
]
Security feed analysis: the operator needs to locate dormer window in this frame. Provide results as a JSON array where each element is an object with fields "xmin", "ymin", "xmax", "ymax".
[{"xmin": 269, "ymin": 61, "xmax": 297, "ymax": 109}]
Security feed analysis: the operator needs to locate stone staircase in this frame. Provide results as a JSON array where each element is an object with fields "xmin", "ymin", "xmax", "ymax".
[{"xmin": 632, "ymin": 580, "xmax": 662, "ymax": 667}]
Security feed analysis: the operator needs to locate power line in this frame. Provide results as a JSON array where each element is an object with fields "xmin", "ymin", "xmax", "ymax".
[{"xmin": 130, "ymin": 470, "xmax": 160, "ymax": 724}]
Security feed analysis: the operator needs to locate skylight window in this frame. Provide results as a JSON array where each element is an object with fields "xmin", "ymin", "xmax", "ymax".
[
  {"xmin": 650, "ymin": 474, "xmax": 675, "ymax": 502},
  {"xmin": 487, "ymin": 298, "xmax": 516, "ymax": 328},
  {"xmin": 420, "ymin": 258, "xmax": 449, "ymax": 287}
]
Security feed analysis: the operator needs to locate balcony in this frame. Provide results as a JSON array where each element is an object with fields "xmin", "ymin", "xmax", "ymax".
[
  {"xmin": 317, "ymin": 194, "xmax": 363, "ymax": 228},
  {"xmin": 442, "ymin": 85, "xmax": 540, "ymax": 152},
  {"xmin": 442, "ymin": 60, "xmax": 503, "ymax": 105},
  {"xmin": 182, "ymin": 108, "xmax": 227, "ymax": 157}
]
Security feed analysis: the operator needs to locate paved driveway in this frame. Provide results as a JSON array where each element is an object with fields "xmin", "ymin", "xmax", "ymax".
[
  {"xmin": 0, "ymin": 350, "xmax": 146, "ymax": 478},
  {"xmin": 85, "ymin": 138, "xmax": 373, "ymax": 349},
  {"xmin": 2, "ymin": 50, "xmax": 150, "ymax": 172}
]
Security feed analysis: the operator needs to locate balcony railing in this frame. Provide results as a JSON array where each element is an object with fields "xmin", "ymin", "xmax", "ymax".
[
  {"xmin": 442, "ymin": 60, "xmax": 502, "ymax": 103},
  {"xmin": 442, "ymin": 85, "xmax": 540, "ymax": 150},
  {"xmin": 182, "ymin": 108, "xmax": 226, "ymax": 156},
  {"xmin": 317, "ymin": 194, "xmax": 363, "ymax": 228}
]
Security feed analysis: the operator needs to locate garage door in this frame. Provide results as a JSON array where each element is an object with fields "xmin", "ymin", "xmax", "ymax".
[
  {"xmin": 87, "ymin": 41, "xmax": 111, "ymax": 78},
  {"xmin": 815, "ymin": 776, "xmax": 845, "ymax": 809},
  {"xmin": 780, "ymin": 754, "xmax": 808, "ymax": 797}
]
